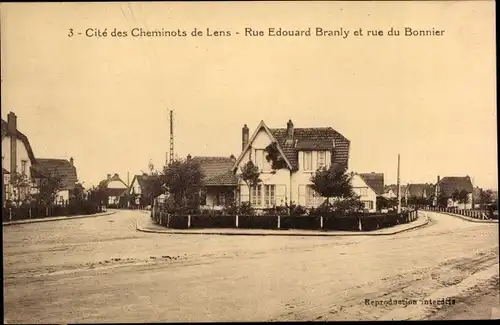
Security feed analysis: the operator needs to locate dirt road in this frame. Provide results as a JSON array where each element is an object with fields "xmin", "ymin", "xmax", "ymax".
[{"xmin": 3, "ymin": 210, "xmax": 498, "ymax": 322}]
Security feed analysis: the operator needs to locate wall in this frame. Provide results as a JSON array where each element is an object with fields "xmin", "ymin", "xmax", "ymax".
[
  {"xmin": 2, "ymin": 136, "xmax": 32, "ymax": 178},
  {"xmin": 129, "ymin": 178, "xmax": 142, "ymax": 196},
  {"xmin": 351, "ymin": 174, "xmax": 377, "ymax": 212},
  {"xmin": 447, "ymin": 193, "xmax": 473, "ymax": 209}
]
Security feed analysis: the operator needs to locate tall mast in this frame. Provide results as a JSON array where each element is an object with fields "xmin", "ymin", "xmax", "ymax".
[
  {"xmin": 397, "ymin": 154, "xmax": 401, "ymax": 213},
  {"xmin": 169, "ymin": 110, "xmax": 174, "ymax": 164}
]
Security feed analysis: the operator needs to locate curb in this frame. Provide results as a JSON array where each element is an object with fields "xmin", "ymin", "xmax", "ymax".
[
  {"xmin": 135, "ymin": 215, "xmax": 430, "ymax": 237},
  {"xmin": 2, "ymin": 211, "xmax": 117, "ymax": 226},
  {"xmin": 427, "ymin": 211, "xmax": 498, "ymax": 224}
]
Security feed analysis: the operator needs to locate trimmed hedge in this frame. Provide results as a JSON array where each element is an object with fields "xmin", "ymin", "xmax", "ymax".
[{"xmin": 151, "ymin": 210, "xmax": 417, "ymax": 232}]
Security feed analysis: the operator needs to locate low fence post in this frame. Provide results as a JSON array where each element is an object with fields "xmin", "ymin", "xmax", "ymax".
[
  {"xmin": 160, "ymin": 211, "xmax": 163, "ymax": 225},
  {"xmin": 9, "ymin": 208, "xmax": 12, "ymax": 221},
  {"xmin": 236, "ymin": 215, "xmax": 239, "ymax": 228},
  {"xmin": 358, "ymin": 217, "xmax": 362, "ymax": 231},
  {"xmin": 320, "ymin": 216, "xmax": 324, "ymax": 229},
  {"xmin": 277, "ymin": 215, "xmax": 281, "ymax": 229},
  {"xmin": 45, "ymin": 207, "xmax": 49, "ymax": 217},
  {"xmin": 188, "ymin": 215, "xmax": 191, "ymax": 228},
  {"xmin": 29, "ymin": 208, "xmax": 32, "ymax": 219}
]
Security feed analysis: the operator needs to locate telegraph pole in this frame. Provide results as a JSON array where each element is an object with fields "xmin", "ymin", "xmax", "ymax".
[
  {"xmin": 169, "ymin": 110, "xmax": 174, "ymax": 165},
  {"xmin": 397, "ymin": 154, "xmax": 402, "ymax": 214}
]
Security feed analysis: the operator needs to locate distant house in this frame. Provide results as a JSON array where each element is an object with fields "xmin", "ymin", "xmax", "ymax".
[
  {"xmin": 1, "ymin": 112, "xmax": 36, "ymax": 206},
  {"xmin": 435, "ymin": 175, "xmax": 474, "ymax": 209},
  {"xmin": 128, "ymin": 174, "xmax": 149, "ymax": 205},
  {"xmin": 190, "ymin": 155, "xmax": 239, "ymax": 210},
  {"xmin": 350, "ymin": 172, "xmax": 384, "ymax": 212},
  {"xmin": 232, "ymin": 119, "xmax": 350, "ymax": 209},
  {"xmin": 406, "ymin": 183, "xmax": 435, "ymax": 199},
  {"xmin": 99, "ymin": 173, "xmax": 129, "ymax": 206},
  {"xmin": 31, "ymin": 157, "xmax": 78, "ymax": 204},
  {"xmin": 382, "ymin": 185, "xmax": 398, "ymax": 199}
]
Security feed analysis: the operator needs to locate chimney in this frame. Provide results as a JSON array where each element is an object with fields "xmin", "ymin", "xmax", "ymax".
[
  {"xmin": 230, "ymin": 154, "xmax": 236, "ymax": 161},
  {"xmin": 242, "ymin": 124, "xmax": 249, "ymax": 150},
  {"xmin": 107, "ymin": 174, "xmax": 111, "ymax": 180},
  {"xmin": 187, "ymin": 154, "xmax": 192, "ymax": 160},
  {"xmin": 70, "ymin": 157, "xmax": 74, "ymax": 166},
  {"xmin": 285, "ymin": 119, "xmax": 294, "ymax": 144},
  {"xmin": 437, "ymin": 175, "xmax": 440, "ymax": 184},
  {"xmin": 8, "ymin": 112, "xmax": 18, "ymax": 174}
]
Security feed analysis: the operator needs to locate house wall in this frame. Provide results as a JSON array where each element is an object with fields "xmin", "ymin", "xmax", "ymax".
[
  {"xmin": 107, "ymin": 179, "xmax": 128, "ymax": 189},
  {"xmin": 2, "ymin": 136, "xmax": 33, "ymax": 203},
  {"xmin": 447, "ymin": 193, "xmax": 473, "ymax": 209},
  {"xmin": 129, "ymin": 178, "xmax": 142, "ymax": 196},
  {"xmin": 351, "ymin": 174, "xmax": 377, "ymax": 212}
]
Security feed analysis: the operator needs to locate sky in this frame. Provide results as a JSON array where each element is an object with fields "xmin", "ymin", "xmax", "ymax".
[{"xmin": 1, "ymin": 1, "xmax": 497, "ymax": 190}]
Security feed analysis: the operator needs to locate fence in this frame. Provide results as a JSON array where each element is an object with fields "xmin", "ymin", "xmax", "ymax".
[
  {"xmin": 151, "ymin": 208, "xmax": 419, "ymax": 232},
  {"xmin": 422, "ymin": 206, "xmax": 497, "ymax": 220},
  {"xmin": 2, "ymin": 202, "xmax": 104, "ymax": 222}
]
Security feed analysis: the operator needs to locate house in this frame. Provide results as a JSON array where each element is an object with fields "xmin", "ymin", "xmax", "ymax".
[
  {"xmin": 435, "ymin": 175, "xmax": 474, "ymax": 209},
  {"xmin": 382, "ymin": 185, "xmax": 398, "ymax": 199},
  {"xmin": 30, "ymin": 157, "xmax": 78, "ymax": 204},
  {"xmin": 99, "ymin": 173, "xmax": 129, "ymax": 206},
  {"xmin": 1, "ymin": 112, "xmax": 36, "ymax": 206},
  {"xmin": 190, "ymin": 155, "xmax": 239, "ymax": 210},
  {"xmin": 406, "ymin": 183, "xmax": 435, "ymax": 199},
  {"xmin": 128, "ymin": 174, "xmax": 150, "ymax": 206},
  {"xmin": 232, "ymin": 119, "xmax": 350, "ymax": 209},
  {"xmin": 350, "ymin": 172, "xmax": 384, "ymax": 212},
  {"xmin": 1, "ymin": 111, "xmax": 79, "ymax": 206}
]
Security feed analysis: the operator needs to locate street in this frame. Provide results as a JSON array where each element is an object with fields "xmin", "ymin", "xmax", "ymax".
[{"xmin": 3, "ymin": 210, "xmax": 499, "ymax": 322}]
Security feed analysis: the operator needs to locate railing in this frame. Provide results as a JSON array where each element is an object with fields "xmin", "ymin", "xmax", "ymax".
[
  {"xmin": 422, "ymin": 206, "xmax": 494, "ymax": 220},
  {"xmin": 2, "ymin": 202, "xmax": 104, "ymax": 222},
  {"xmin": 151, "ymin": 208, "xmax": 419, "ymax": 231}
]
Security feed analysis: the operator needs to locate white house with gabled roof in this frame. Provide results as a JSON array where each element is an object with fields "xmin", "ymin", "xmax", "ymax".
[{"xmin": 231, "ymin": 119, "xmax": 351, "ymax": 209}]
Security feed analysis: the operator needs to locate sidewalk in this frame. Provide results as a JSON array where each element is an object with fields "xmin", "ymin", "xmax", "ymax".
[
  {"xmin": 135, "ymin": 213, "xmax": 430, "ymax": 237},
  {"xmin": 2, "ymin": 210, "xmax": 117, "ymax": 226},
  {"xmin": 428, "ymin": 211, "xmax": 498, "ymax": 224}
]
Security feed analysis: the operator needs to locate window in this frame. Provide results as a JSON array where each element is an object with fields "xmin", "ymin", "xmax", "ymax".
[
  {"xmin": 21, "ymin": 160, "xmax": 27, "ymax": 175},
  {"xmin": 251, "ymin": 185, "xmax": 262, "ymax": 206},
  {"xmin": 359, "ymin": 188, "xmax": 368, "ymax": 196},
  {"xmin": 264, "ymin": 185, "xmax": 276, "ymax": 207},
  {"xmin": 303, "ymin": 152, "xmax": 312, "ymax": 171},
  {"xmin": 306, "ymin": 186, "xmax": 321, "ymax": 206},
  {"xmin": 317, "ymin": 151, "xmax": 326, "ymax": 169},
  {"xmin": 362, "ymin": 201, "xmax": 374, "ymax": 210}
]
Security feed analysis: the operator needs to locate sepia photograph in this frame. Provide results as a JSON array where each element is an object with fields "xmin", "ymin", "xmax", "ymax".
[{"xmin": 1, "ymin": 1, "xmax": 498, "ymax": 322}]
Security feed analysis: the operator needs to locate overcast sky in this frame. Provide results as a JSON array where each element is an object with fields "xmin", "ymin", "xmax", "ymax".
[{"xmin": 1, "ymin": 2, "xmax": 497, "ymax": 189}]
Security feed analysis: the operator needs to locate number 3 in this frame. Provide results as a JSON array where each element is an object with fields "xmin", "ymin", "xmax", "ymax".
[{"xmin": 68, "ymin": 28, "xmax": 74, "ymax": 37}]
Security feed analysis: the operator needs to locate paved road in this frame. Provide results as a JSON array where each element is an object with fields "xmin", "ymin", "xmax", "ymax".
[{"xmin": 3, "ymin": 210, "xmax": 499, "ymax": 323}]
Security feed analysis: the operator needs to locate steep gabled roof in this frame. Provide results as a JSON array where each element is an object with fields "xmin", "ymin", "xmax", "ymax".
[
  {"xmin": 359, "ymin": 172, "xmax": 384, "ymax": 195},
  {"xmin": 1, "ymin": 119, "xmax": 36, "ymax": 163},
  {"xmin": 99, "ymin": 173, "xmax": 128, "ymax": 189},
  {"xmin": 192, "ymin": 156, "xmax": 239, "ymax": 186},
  {"xmin": 270, "ymin": 126, "xmax": 350, "ymax": 170},
  {"xmin": 438, "ymin": 176, "xmax": 474, "ymax": 196},
  {"xmin": 407, "ymin": 183, "xmax": 435, "ymax": 197},
  {"xmin": 31, "ymin": 158, "xmax": 78, "ymax": 190},
  {"xmin": 232, "ymin": 120, "xmax": 294, "ymax": 171}
]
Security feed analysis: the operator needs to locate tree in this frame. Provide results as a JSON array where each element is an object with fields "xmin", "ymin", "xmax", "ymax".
[
  {"xmin": 88, "ymin": 185, "xmax": 107, "ymax": 206},
  {"xmin": 436, "ymin": 190, "xmax": 448, "ymax": 208},
  {"xmin": 9, "ymin": 172, "xmax": 31, "ymax": 206},
  {"xmin": 71, "ymin": 181, "xmax": 86, "ymax": 203},
  {"xmin": 264, "ymin": 142, "xmax": 288, "ymax": 170},
  {"xmin": 163, "ymin": 158, "xmax": 204, "ymax": 212},
  {"xmin": 239, "ymin": 160, "xmax": 261, "ymax": 206},
  {"xmin": 141, "ymin": 161, "xmax": 166, "ymax": 206},
  {"xmin": 332, "ymin": 196, "xmax": 365, "ymax": 214},
  {"xmin": 457, "ymin": 190, "xmax": 470, "ymax": 208},
  {"xmin": 479, "ymin": 189, "xmax": 493, "ymax": 209},
  {"xmin": 309, "ymin": 163, "xmax": 354, "ymax": 207},
  {"xmin": 33, "ymin": 171, "xmax": 63, "ymax": 205}
]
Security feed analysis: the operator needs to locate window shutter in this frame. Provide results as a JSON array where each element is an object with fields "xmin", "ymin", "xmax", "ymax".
[
  {"xmin": 239, "ymin": 185, "xmax": 250, "ymax": 204},
  {"xmin": 275, "ymin": 184, "xmax": 287, "ymax": 206},
  {"xmin": 298, "ymin": 184, "xmax": 307, "ymax": 206}
]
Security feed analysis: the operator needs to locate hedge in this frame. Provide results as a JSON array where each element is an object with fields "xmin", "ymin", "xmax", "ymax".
[
  {"xmin": 2, "ymin": 202, "xmax": 103, "ymax": 222},
  {"xmin": 151, "ymin": 210, "xmax": 418, "ymax": 232}
]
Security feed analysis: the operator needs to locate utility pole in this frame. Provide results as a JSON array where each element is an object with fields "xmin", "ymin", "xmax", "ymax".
[
  {"xmin": 169, "ymin": 110, "xmax": 174, "ymax": 165},
  {"xmin": 397, "ymin": 154, "xmax": 401, "ymax": 214}
]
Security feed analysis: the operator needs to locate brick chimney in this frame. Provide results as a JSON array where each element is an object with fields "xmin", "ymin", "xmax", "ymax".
[
  {"xmin": 8, "ymin": 112, "xmax": 17, "ymax": 174},
  {"xmin": 242, "ymin": 124, "xmax": 249, "ymax": 150},
  {"xmin": 230, "ymin": 154, "xmax": 236, "ymax": 161},
  {"xmin": 107, "ymin": 174, "xmax": 111, "ymax": 180},
  {"xmin": 285, "ymin": 119, "xmax": 294, "ymax": 145},
  {"xmin": 70, "ymin": 157, "xmax": 74, "ymax": 166},
  {"xmin": 187, "ymin": 154, "xmax": 192, "ymax": 160}
]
